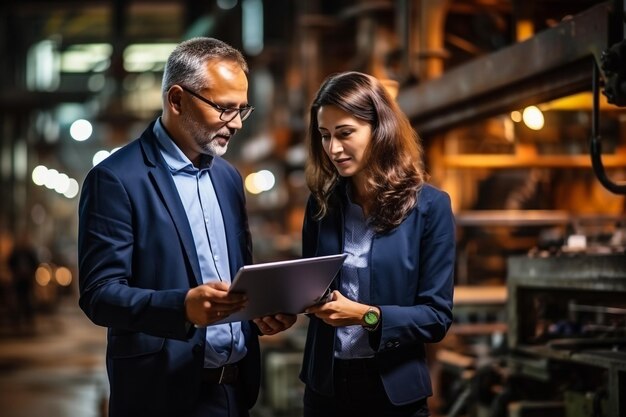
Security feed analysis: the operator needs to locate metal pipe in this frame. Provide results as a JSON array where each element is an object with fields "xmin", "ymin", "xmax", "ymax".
[{"xmin": 589, "ymin": 60, "xmax": 626, "ymax": 194}]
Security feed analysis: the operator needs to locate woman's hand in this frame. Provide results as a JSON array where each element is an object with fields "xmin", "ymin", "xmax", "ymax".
[{"xmin": 305, "ymin": 290, "xmax": 369, "ymax": 327}]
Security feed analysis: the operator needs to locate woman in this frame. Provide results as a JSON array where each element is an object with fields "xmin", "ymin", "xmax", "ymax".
[{"xmin": 301, "ymin": 71, "xmax": 455, "ymax": 417}]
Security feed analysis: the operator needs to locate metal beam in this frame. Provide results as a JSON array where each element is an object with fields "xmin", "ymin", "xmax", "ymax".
[
  {"xmin": 397, "ymin": 2, "xmax": 613, "ymax": 136},
  {"xmin": 0, "ymin": 91, "xmax": 92, "ymax": 111}
]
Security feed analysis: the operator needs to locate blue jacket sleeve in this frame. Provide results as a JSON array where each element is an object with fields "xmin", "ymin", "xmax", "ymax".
[
  {"xmin": 376, "ymin": 190, "xmax": 455, "ymax": 350},
  {"xmin": 78, "ymin": 165, "xmax": 191, "ymax": 340}
]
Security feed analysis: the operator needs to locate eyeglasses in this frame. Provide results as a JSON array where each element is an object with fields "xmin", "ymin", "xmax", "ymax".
[{"xmin": 180, "ymin": 86, "xmax": 255, "ymax": 122}]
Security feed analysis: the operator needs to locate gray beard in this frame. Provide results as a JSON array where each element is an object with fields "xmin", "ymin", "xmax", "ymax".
[
  {"xmin": 182, "ymin": 113, "xmax": 229, "ymax": 157},
  {"xmin": 204, "ymin": 135, "xmax": 228, "ymax": 157}
]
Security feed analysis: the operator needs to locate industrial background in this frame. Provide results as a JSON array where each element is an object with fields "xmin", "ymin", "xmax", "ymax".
[{"xmin": 0, "ymin": 1, "xmax": 625, "ymax": 416}]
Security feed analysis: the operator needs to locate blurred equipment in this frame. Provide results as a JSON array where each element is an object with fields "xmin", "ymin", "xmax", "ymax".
[
  {"xmin": 590, "ymin": 41, "xmax": 626, "ymax": 194},
  {"xmin": 506, "ymin": 252, "xmax": 626, "ymax": 417},
  {"xmin": 601, "ymin": 39, "xmax": 626, "ymax": 107},
  {"xmin": 264, "ymin": 351, "xmax": 304, "ymax": 415}
]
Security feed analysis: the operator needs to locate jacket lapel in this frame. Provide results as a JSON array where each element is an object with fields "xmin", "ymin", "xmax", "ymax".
[
  {"xmin": 318, "ymin": 197, "xmax": 344, "ymax": 291},
  {"xmin": 139, "ymin": 125, "xmax": 203, "ymax": 286}
]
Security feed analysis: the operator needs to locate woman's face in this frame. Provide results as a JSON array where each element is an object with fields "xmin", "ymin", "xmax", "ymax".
[{"xmin": 317, "ymin": 105, "xmax": 372, "ymax": 179}]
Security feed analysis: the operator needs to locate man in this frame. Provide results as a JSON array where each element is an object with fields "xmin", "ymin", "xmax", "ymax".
[
  {"xmin": 8, "ymin": 233, "xmax": 38, "ymax": 332},
  {"xmin": 78, "ymin": 37, "xmax": 296, "ymax": 417}
]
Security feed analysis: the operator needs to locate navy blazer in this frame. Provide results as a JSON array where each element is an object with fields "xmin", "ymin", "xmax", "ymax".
[
  {"xmin": 78, "ymin": 121, "xmax": 260, "ymax": 417},
  {"xmin": 299, "ymin": 182, "xmax": 455, "ymax": 405}
]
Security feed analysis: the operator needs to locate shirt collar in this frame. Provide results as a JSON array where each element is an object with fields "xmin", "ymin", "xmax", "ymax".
[
  {"xmin": 153, "ymin": 118, "xmax": 214, "ymax": 173},
  {"xmin": 344, "ymin": 181, "xmax": 370, "ymax": 222}
]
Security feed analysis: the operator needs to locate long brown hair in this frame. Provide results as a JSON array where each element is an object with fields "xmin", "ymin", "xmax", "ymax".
[{"xmin": 305, "ymin": 71, "xmax": 426, "ymax": 233}]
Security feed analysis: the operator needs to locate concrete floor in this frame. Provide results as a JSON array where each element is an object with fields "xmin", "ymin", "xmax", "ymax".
[
  {"xmin": 0, "ymin": 296, "xmax": 108, "ymax": 417},
  {"xmin": 0, "ymin": 295, "xmax": 304, "ymax": 417}
]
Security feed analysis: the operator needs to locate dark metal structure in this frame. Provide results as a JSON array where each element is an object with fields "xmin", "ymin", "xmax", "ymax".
[
  {"xmin": 508, "ymin": 254, "xmax": 626, "ymax": 416},
  {"xmin": 397, "ymin": 2, "xmax": 614, "ymax": 136},
  {"xmin": 397, "ymin": 0, "xmax": 626, "ymax": 197}
]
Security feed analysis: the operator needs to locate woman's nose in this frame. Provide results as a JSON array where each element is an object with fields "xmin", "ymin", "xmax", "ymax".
[{"xmin": 328, "ymin": 137, "xmax": 343, "ymax": 154}]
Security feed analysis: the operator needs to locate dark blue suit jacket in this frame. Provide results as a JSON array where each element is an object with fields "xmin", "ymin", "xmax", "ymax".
[
  {"xmin": 78, "ymin": 121, "xmax": 260, "ymax": 417},
  {"xmin": 300, "ymin": 182, "xmax": 455, "ymax": 405}
]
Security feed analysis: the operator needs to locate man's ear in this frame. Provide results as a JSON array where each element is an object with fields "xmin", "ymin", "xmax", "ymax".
[{"xmin": 166, "ymin": 85, "xmax": 184, "ymax": 115}]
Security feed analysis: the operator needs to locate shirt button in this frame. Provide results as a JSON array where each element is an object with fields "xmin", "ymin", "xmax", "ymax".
[{"xmin": 213, "ymin": 255, "xmax": 219, "ymax": 261}]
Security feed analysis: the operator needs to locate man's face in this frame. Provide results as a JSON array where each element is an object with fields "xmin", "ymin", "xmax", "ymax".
[{"xmin": 179, "ymin": 60, "xmax": 250, "ymax": 158}]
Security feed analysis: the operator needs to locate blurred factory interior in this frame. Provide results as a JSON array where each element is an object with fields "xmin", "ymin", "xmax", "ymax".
[{"xmin": 1, "ymin": 0, "xmax": 626, "ymax": 416}]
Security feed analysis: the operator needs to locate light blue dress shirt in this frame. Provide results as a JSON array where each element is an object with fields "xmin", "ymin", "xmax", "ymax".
[
  {"xmin": 153, "ymin": 119, "xmax": 246, "ymax": 367},
  {"xmin": 335, "ymin": 189, "xmax": 376, "ymax": 359}
]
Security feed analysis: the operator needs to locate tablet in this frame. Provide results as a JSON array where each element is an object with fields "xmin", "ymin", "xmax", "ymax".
[{"xmin": 213, "ymin": 253, "xmax": 347, "ymax": 324}]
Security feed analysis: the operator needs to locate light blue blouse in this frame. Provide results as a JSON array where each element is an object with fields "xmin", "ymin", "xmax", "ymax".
[{"xmin": 335, "ymin": 189, "xmax": 376, "ymax": 359}]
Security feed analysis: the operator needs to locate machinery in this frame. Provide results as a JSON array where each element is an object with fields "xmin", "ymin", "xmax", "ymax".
[
  {"xmin": 507, "ymin": 252, "xmax": 626, "ymax": 417},
  {"xmin": 408, "ymin": 2, "xmax": 626, "ymax": 416}
]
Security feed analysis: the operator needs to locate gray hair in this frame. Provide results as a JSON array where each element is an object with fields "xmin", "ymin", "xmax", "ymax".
[{"xmin": 161, "ymin": 37, "xmax": 248, "ymax": 95}]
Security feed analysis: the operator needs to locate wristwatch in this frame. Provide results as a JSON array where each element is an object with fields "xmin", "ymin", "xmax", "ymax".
[{"xmin": 362, "ymin": 307, "xmax": 380, "ymax": 331}]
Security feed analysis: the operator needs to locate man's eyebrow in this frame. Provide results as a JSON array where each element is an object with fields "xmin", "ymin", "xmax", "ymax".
[{"xmin": 216, "ymin": 101, "xmax": 250, "ymax": 109}]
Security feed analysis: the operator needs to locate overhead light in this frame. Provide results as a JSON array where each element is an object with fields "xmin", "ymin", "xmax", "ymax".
[
  {"xmin": 36, "ymin": 264, "xmax": 53, "ymax": 286},
  {"xmin": 217, "ymin": 0, "xmax": 238, "ymax": 9},
  {"xmin": 44, "ymin": 169, "xmax": 59, "ymax": 189},
  {"xmin": 70, "ymin": 119, "xmax": 93, "ymax": 142},
  {"xmin": 32, "ymin": 165, "xmax": 48, "ymax": 186},
  {"xmin": 522, "ymin": 106, "xmax": 544, "ymax": 130},
  {"xmin": 53, "ymin": 173, "xmax": 70, "ymax": 194},
  {"xmin": 245, "ymin": 169, "xmax": 275, "ymax": 194},
  {"xmin": 60, "ymin": 43, "xmax": 112, "ymax": 73},
  {"xmin": 31, "ymin": 165, "xmax": 80, "ymax": 199},
  {"xmin": 242, "ymin": 0, "xmax": 263, "ymax": 55},
  {"xmin": 92, "ymin": 150, "xmax": 111, "ymax": 166},
  {"xmin": 123, "ymin": 43, "xmax": 177, "ymax": 72},
  {"xmin": 64, "ymin": 179, "xmax": 80, "ymax": 199},
  {"xmin": 55, "ymin": 266, "xmax": 73, "ymax": 287},
  {"xmin": 93, "ymin": 148, "xmax": 121, "ymax": 167},
  {"xmin": 27, "ymin": 39, "xmax": 60, "ymax": 91}
]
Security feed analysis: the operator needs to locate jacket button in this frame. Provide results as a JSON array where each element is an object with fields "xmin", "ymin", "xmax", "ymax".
[
  {"xmin": 192, "ymin": 344, "xmax": 203, "ymax": 354},
  {"xmin": 385, "ymin": 341, "xmax": 395, "ymax": 348}
]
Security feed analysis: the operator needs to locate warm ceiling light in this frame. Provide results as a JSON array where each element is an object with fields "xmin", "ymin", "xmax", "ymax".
[
  {"xmin": 245, "ymin": 170, "xmax": 275, "ymax": 194},
  {"xmin": 522, "ymin": 106, "xmax": 544, "ymax": 130},
  {"xmin": 510, "ymin": 110, "xmax": 522, "ymax": 123}
]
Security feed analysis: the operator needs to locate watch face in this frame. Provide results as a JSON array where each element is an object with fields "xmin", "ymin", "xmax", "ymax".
[{"xmin": 364, "ymin": 311, "xmax": 379, "ymax": 326}]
